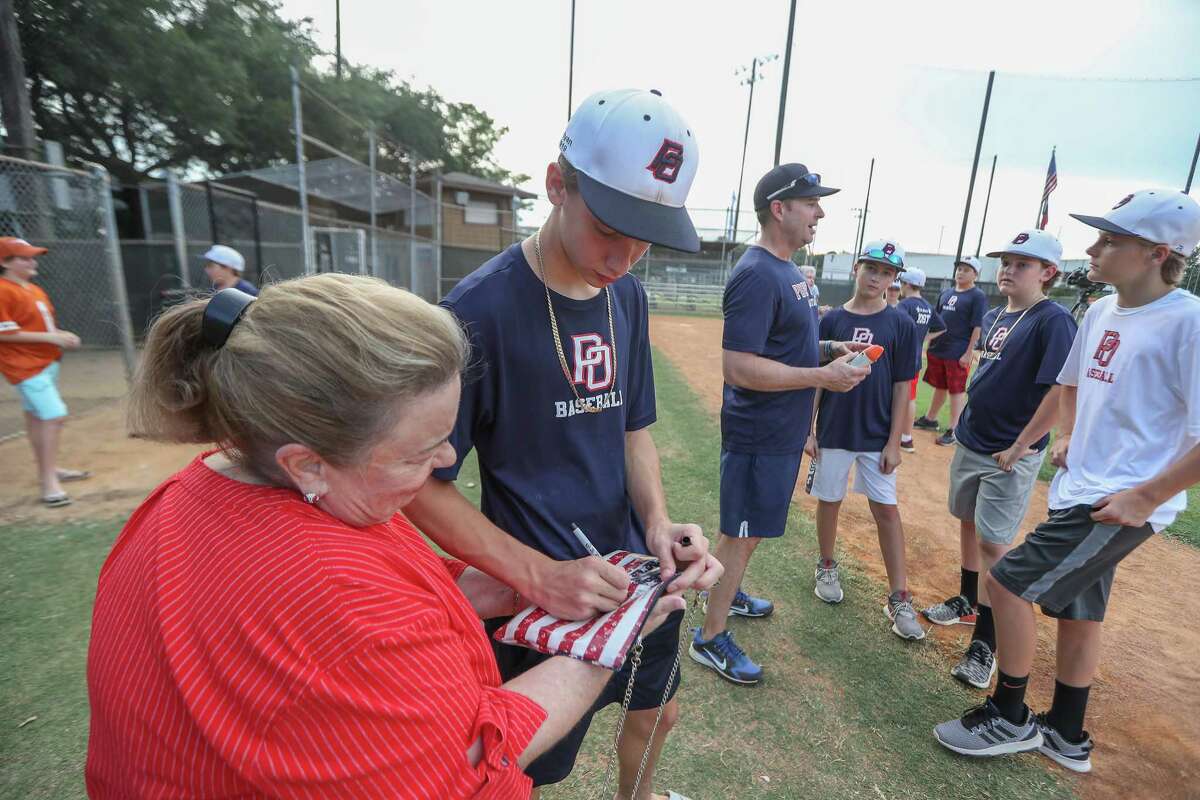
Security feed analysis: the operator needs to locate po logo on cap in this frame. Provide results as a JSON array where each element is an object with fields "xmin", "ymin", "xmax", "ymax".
[
  {"xmin": 883, "ymin": 243, "xmax": 896, "ymax": 256},
  {"xmin": 646, "ymin": 139, "xmax": 684, "ymax": 184},
  {"xmin": 1112, "ymin": 194, "xmax": 1134, "ymax": 210},
  {"xmin": 1012, "ymin": 233, "xmax": 1030, "ymax": 245}
]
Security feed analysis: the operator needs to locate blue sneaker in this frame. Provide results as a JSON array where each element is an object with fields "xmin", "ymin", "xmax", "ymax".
[
  {"xmin": 730, "ymin": 589, "xmax": 774, "ymax": 618},
  {"xmin": 688, "ymin": 629, "xmax": 763, "ymax": 685}
]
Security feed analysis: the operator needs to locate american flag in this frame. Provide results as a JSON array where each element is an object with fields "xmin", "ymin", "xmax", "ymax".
[{"xmin": 1037, "ymin": 148, "xmax": 1057, "ymax": 230}]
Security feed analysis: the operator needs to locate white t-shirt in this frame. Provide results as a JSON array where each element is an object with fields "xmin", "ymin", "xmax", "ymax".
[{"xmin": 1049, "ymin": 289, "xmax": 1200, "ymax": 531}]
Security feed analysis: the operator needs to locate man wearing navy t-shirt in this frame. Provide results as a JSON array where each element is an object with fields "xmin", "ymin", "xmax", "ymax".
[
  {"xmin": 895, "ymin": 268, "xmax": 945, "ymax": 452},
  {"xmin": 806, "ymin": 239, "xmax": 925, "ymax": 641},
  {"xmin": 689, "ymin": 164, "xmax": 870, "ymax": 686},
  {"xmin": 915, "ymin": 256, "xmax": 987, "ymax": 446},
  {"xmin": 406, "ymin": 90, "xmax": 721, "ymax": 799}
]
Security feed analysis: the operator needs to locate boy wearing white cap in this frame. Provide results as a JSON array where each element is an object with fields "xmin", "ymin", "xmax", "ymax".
[
  {"xmin": 895, "ymin": 268, "xmax": 945, "ymax": 453},
  {"xmin": 914, "ymin": 256, "xmax": 986, "ymax": 446},
  {"xmin": 202, "ymin": 245, "xmax": 258, "ymax": 296},
  {"xmin": 935, "ymin": 190, "xmax": 1200, "ymax": 773},
  {"xmin": 922, "ymin": 230, "xmax": 1076, "ymax": 692},
  {"xmin": 407, "ymin": 89, "xmax": 721, "ymax": 799},
  {"xmin": 805, "ymin": 239, "xmax": 925, "ymax": 640}
]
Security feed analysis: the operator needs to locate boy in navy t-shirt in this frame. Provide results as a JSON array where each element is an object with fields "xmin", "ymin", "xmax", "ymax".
[
  {"xmin": 806, "ymin": 239, "xmax": 925, "ymax": 640},
  {"xmin": 406, "ymin": 90, "xmax": 722, "ymax": 796},
  {"xmin": 922, "ymin": 229, "xmax": 1076, "ymax": 692},
  {"xmin": 895, "ymin": 268, "xmax": 945, "ymax": 452},
  {"xmin": 915, "ymin": 256, "xmax": 987, "ymax": 446},
  {"xmin": 689, "ymin": 164, "xmax": 870, "ymax": 687}
]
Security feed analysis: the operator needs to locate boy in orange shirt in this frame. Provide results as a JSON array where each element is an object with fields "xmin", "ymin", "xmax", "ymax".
[{"xmin": 0, "ymin": 237, "xmax": 90, "ymax": 506}]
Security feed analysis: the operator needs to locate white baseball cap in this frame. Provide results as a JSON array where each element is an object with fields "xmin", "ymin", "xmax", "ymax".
[
  {"xmin": 1070, "ymin": 189, "xmax": 1200, "ymax": 255},
  {"xmin": 202, "ymin": 244, "xmax": 245, "ymax": 273},
  {"xmin": 955, "ymin": 255, "xmax": 982, "ymax": 273},
  {"xmin": 898, "ymin": 267, "xmax": 927, "ymax": 287},
  {"xmin": 560, "ymin": 89, "xmax": 700, "ymax": 252},
  {"xmin": 857, "ymin": 238, "xmax": 906, "ymax": 272},
  {"xmin": 987, "ymin": 228, "xmax": 1063, "ymax": 268}
]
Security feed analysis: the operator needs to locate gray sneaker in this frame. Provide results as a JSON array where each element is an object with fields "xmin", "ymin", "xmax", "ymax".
[
  {"xmin": 814, "ymin": 558, "xmax": 844, "ymax": 604},
  {"xmin": 1035, "ymin": 713, "xmax": 1094, "ymax": 773},
  {"xmin": 922, "ymin": 594, "xmax": 977, "ymax": 626},
  {"xmin": 951, "ymin": 639, "xmax": 997, "ymax": 689},
  {"xmin": 934, "ymin": 699, "xmax": 1042, "ymax": 758},
  {"xmin": 885, "ymin": 591, "xmax": 926, "ymax": 640}
]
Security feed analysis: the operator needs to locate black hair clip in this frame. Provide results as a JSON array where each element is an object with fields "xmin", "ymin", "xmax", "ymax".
[{"xmin": 202, "ymin": 288, "xmax": 256, "ymax": 348}]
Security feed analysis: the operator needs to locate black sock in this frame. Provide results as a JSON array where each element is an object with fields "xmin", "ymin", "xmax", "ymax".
[
  {"xmin": 992, "ymin": 671, "xmax": 1029, "ymax": 724},
  {"xmin": 1046, "ymin": 680, "xmax": 1091, "ymax": 742},
  {"xmin": 960, "ymin": 567, "xmax": 979, "ymax": 608},
  {"xmin": 972, "ymin": 604, "xmax": 996, "ymax": 651}
]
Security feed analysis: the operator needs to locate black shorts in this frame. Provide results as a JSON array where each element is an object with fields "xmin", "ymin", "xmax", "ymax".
[
  {"xmin": 989, "ymin": 504, "xmax": 1155, "ymax": 622},
  {"xmin": 483, "ymin": 610, "xmax": 684, "ymax": 787}
]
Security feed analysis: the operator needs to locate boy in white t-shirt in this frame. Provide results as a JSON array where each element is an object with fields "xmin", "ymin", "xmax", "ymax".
[{"xmin": 934, "ymin": 189, "xmax": 1200, "ymax": 774}]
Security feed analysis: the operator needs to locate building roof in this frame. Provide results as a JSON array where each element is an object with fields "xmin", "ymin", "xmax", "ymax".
[{"xmin": 439, "ymin": 171, "xmax": 536, "ymax": 200}]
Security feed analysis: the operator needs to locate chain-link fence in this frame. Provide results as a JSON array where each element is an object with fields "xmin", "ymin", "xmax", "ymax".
[{"xmin": 0, "ymin": 155, "xmax": 136, "ymax": 439}]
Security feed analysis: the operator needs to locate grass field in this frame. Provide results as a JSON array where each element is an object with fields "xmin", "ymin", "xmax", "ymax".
[{"xmin": 0, "ymin": 349, "xmax": 1074, "ymax": 799}]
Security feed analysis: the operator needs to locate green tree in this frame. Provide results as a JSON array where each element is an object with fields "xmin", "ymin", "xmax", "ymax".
[{"xmin": 15, "ymin": 0, "xmax": 523, "ymax": 185}]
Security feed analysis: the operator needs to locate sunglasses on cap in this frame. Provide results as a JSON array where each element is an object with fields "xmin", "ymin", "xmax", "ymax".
[
  {"xmin": 765, "ymin": 172, "xmax": 822, "ymax": 201},
  {"xmin": 860, "ymin": 246, "xmax": 904, "ymax": 267}
]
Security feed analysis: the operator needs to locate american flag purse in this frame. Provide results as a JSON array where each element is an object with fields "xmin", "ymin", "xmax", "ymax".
[{"xmin": 493, "ymin": 551, "xmax": 673, "ymax": 671}]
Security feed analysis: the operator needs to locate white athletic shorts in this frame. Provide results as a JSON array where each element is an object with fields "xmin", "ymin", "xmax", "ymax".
[{"xmin": 810, "ymin": 448, "xmax": 898, "ymax": 505}]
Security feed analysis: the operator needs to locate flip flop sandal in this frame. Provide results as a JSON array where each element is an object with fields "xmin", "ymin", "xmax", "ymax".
[
  {"xmin": 41, "ymin": 492, "xmax": 72, "ymax": 508},
  {"xmin": 56, "ymin": 469, "xmax": 92, "ymax": 483}
]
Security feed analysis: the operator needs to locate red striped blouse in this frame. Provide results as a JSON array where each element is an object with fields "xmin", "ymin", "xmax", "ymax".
[{"xmin": 86, "ymin": 454, "xmax": 545, "ymax": 798}]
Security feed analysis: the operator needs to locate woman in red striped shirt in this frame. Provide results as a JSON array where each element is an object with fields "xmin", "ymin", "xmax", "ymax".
[{"xmin": 85, "ymin": 274, "xmax": 685, "ymax": 799}]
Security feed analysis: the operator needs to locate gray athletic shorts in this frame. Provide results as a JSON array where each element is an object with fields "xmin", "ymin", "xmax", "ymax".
[
  {"xmin": 948, "ymin": 443, "xmax": 1044, "ymax": 545},
  {"xmin": 989, "ymin": 504, "xmax": 1155, "ymax": 622}
]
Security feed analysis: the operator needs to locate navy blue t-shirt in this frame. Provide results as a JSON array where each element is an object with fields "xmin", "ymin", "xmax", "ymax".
[
  {"xmin": 927, "ymin": 286, "xmax": 986, "ymax": 360},
  {"xmin": 815, "ymin": 305, "xmax": 918, "ymax": 451},
  {"xmin": 956, "ymin": 299, "xmax": 1077, "ymax": 455},
  {"xmin": 433, "ymin": 244, "xmax": 657, "ymax": 559},
  {"xmin": 234, "ymin": 278, "xmax": 259, "ymax": 297},
  {"xmin": 897, "ymin": 295, "xmax": 945, "ymax": 371},
  {"xmin": 720, "ymin": 246, "xmax": 820, "ymax": 455}
]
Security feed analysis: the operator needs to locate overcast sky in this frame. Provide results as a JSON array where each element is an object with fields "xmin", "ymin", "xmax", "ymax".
[{"xmin": 278, "ymin": 0, "xmax": 1200, "ymax": 259}]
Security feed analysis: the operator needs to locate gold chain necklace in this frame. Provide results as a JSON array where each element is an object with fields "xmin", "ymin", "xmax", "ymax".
[
  {"xmin": 983, "ymin": 296, "xmax": 1046, "ymax": 356},
  {"xmin": 532, "ymin": 231, "xmax": 617, "ymax": 413}
]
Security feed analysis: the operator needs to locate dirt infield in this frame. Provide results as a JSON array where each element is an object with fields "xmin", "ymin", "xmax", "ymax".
[{"xmin": 650, "ymin": 315, "xmax": 1200, "ymax": 800}]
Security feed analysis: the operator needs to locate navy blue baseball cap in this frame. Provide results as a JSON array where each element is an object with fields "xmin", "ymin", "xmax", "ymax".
[{"xmin": 753, "ymin": 163, "xmax": 839, "ymax": 211}]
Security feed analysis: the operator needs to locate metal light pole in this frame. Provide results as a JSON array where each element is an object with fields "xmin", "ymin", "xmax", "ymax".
[
  {"xmin": 1186, "ymin": 131, "xmax": 1199, "ymax": 193},
  {"xmin": 854, "ymin": 158, "xmax": 875, "ymax": 258},
  {"xmin": 732, "ymin": 54, "xmax": 777, "ymax": 251},
  {"xmin": 955, "ymin": 70, "xmax": 995, "ymax": 265},
  {"xmin": 773, "ymin": 0, "xmax": 798, "ymax": 166},
  {"xmin": 975, "ymin": 154, "xmax": 997, "ymax": 257},
  {"xmin": 567, "ymin": 0, "xmax": 576, "ymax": 120}
]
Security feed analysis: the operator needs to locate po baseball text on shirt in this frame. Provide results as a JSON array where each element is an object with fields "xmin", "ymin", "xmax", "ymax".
[
  {"xmin": 436, "ymin": 244, "xmax": 657, "ymax": 559},
  {"xmin": 928, "ymin": 286, "xmax": 987, "ymax": 360},
  {"xmin": 815, "ymin": 306, "xmax": 918, "ymax": 452}
]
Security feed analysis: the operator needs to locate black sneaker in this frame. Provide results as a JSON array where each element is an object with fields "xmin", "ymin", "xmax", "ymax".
[
  {"xmin": 1035, "ymin": 713, "xmax": 1094, "ymax": 773},
  {"xmin": 936, "ymin": 428, "xmax": 956, "ymax": 447},
  {"xmin": 913, "ymin": 415, "xmax": 939, "ymax": 430}
]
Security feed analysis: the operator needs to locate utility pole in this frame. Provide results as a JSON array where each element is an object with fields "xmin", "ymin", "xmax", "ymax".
[
  {"xmin": 567, "ymin": 0, "xmax": 576, "ymax": 120},
  {"xmin": 0, "ymin": 0, "xmax": 37, "ymax": 160},
  {"xmin": 773, "ymin": 0, "xmax": 797, "ymax": 166},
  {"xmin": 955, "ymin": 70, "xmax": 995, "ymax": 264},
  {"xmin": 335, "ymin": 0, "xmax": 342, "ymax": 79}
]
